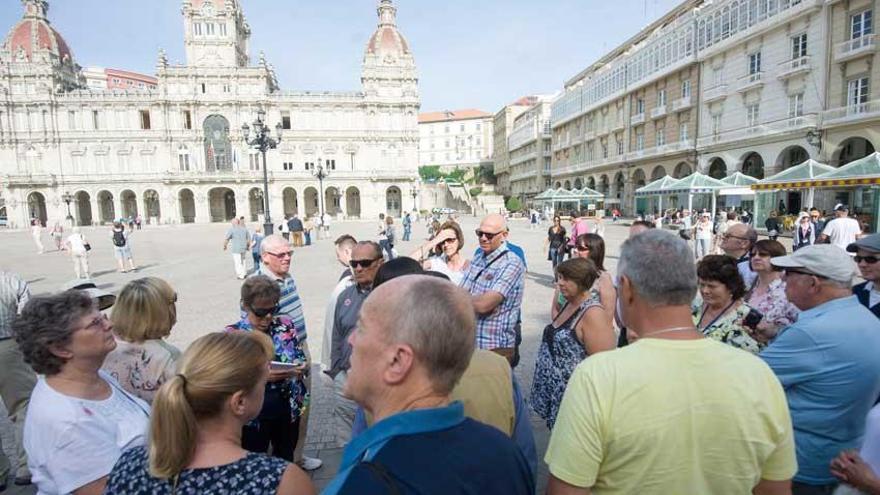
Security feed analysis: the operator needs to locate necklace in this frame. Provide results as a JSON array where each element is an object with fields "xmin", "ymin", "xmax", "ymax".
[{"xmin": 641, "ymin": 326, "xmax": 697, "ymax": 338}]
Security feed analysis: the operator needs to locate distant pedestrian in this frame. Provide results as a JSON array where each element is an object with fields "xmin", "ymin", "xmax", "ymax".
[
  {"xmin": 321, "ymin": 212, "xmax": 331, "ymax": 239},
  {"xmin": 111, "ymin": 222, "xmax": 136, "ymax": 273},
  {"xmin": 403, "ymin": 212, "xmax": 412, "ymax": 241},
  {"xmin": 50, "ymin": 222, "xmax": 64, "ymax": 252},
  {"xmin": 794, "ymin": 212, "xmax": 815, "ymax": 251},
  {"xmin": 278, "ymin": 216, "xmax": 290, "ymax": 240},
  {"xmin": 30, "ymin": 219, "xmax": 44, "ymax": 254},
  {"xmin": 545, "ymin": 216, "xmax": 567, "ymax": 269},
  {"xmin": 819, "ymin": 204, "xmax": 863, "ymax": 252},
  {"xmin": 223, "ymin": 218, "xmax": 250, "ymax": 279},
  {"xmin": 765, "ymin": 210, "xmax": 781, "ymax": 241},
  {"xmin": 135, "ymin": 215, "xmax": 142, "ymax": 230},
  {"xmin": 695, "ymin": 213, "xmax": 713, "ymax": 259},
  {"xmin": 64, "ymin": 227, "xmax": 90, "ymax": 279},
  {"xmin": 250, "ymin": 225, "xmax": 264, "ymax": 271},
  {"xmin": 303, "ymin": 216, "xmax": 314, "ymax": 246},
  {"xmin": 289, "ymin": 214, "xmax": 304, "ymax": 247}
]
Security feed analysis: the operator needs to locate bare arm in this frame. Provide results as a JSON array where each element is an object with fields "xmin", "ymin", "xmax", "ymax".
[
  {"xmin": 472, "ymin": 291, "xmax": 504, "ymax": 315},
  {"xmin": 276, "ymin": 464, "xmax": 317, "ymax": 495},
  {"xmin": 577, "ymin": 307, "xmax": 616, "ymax": 355},
  {"xmin": 551, "ymin": 288, "xmax": 562, "ymax": 319},
  {"xmin": 547, "ymin": 474, "xmax": 592, "ymax": 495},
  {"xmin": 596, "ymin": 273, "xmax": 617, "ymax": 328},
  {"xmin": 752, "ymin": 479, "xmax": 791, "ymax": 495},
  {"xmin": 72, "ymin": 476, "xmax": 108, "ymax": 495}
]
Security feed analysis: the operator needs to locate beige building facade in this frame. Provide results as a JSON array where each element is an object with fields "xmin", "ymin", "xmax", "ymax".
[{"xmin": 417, "ymin": 109, "xmax": 493, "ymax": 172}]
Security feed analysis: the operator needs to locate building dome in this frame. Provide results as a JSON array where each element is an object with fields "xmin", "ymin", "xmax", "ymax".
[
  {"xmin": 2, "ymin": 0, "xmax": 73, "ymax": 64},
  {"xmin": 365, "ymin": 0, "xmax": 410, "ymax": 59}
]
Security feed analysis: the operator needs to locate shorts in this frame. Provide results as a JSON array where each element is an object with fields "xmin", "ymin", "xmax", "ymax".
[{"xmin": 113, "ymin": 245, "xmax": 132, "ymax": 260}]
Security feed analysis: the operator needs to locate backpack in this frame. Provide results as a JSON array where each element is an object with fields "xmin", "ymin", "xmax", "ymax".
[{"xmin": 112, "ymin": 229, "xmax": 126, "ymax": 247}]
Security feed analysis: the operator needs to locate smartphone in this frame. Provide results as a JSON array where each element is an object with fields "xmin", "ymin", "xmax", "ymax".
[
  {"xmin": 742, "ymin": 308, "xmax": 763, "ymax": 330},
  {"xmin": 270, "ymin": 360, "xmax": 305, "ymax": 371}
]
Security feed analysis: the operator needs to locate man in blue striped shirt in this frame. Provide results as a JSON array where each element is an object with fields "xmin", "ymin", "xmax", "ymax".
[{"xmin": 251, "ymin": 235, "xmax": 322, "ymax": 471}]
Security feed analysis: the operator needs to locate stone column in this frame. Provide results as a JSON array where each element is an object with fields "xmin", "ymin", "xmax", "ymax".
[
  {"xmin": 115, "ymin": 193, "xmax": 125, "ymax": 222},
  {"xmin": 195, "ymin": 190, "xmax": 211, "ymax": 224}
]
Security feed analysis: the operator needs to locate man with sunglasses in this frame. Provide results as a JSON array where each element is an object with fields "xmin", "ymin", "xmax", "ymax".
[
  {"xmin": 848, "ymin": 233, "xmax": 880, "ymax": 318},
  {"xmin": 328, "ymin": 241, "xmax": 384, "ymax": 447},
  {"xmin": 761, "ymin": 245, "xmax": 880, "ymax": 494},
  {"xmin": 460, "ymin": 214, "xmax": 525, "ymax": 364},
  {"xmin": 251, "ymin": 234, "xmax": 322, "ymax": 471}
]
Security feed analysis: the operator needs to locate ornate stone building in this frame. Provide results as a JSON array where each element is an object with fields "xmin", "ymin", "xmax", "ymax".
[{"xmin": 0, "ymin": 0, "xmax": 419, "ymax": 227}]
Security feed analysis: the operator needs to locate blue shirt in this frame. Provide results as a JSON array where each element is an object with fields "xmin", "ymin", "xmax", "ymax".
[
  {"xmin": 324, "ymin": 402, "xmax": 534, "ymax": 495},
  {"xmin": 760, "ymin": 295, "xmax": 880, "ymax": 485},
  {"xmin": 460, "ymin": 245, "xmax": 526, "ymax": 349}
]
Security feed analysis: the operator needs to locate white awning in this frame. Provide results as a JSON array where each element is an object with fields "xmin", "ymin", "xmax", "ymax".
[{"xmin": 718, "ymin": 187, "xmax": 755, "ymax": 196}]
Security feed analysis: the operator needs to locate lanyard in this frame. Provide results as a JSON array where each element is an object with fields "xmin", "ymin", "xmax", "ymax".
[{"xmin": 698, "ymin": 300, "xmax": 736, "ymax": 331}]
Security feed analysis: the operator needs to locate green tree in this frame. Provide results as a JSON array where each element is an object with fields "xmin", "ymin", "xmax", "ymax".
[
  {"xmin": 469, "ymin": 187, "xmax": 483, "ymax": 197},
  {"xmin": 506, "ymin": 196, "xmax": 522, "ymax": 212}
]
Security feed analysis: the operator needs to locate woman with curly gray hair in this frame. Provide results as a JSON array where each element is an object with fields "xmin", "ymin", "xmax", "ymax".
[{"xmin": 14, "ymin": 290, "xmax": 150, "ymax": 495}]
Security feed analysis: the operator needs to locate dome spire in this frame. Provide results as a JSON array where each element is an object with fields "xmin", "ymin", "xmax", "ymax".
[
  {"xmin": 21, "ymin": 0, "xmax": 49, "ymax": 20},
  {"xmin": 377, "ymin": 0, "xmax": 396, "ymax": 27}
]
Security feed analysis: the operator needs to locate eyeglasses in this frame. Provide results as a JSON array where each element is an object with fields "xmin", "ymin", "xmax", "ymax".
[
  {"xmin": 855, "ymin": 255, "xmax": 880, "ymax": 264},
  {"xmin": 266, "ymin": 251, "xmax": 293, "ymax": 259},
  {"xmin": 350, "ymin": 258, "xmax": 380, "ymax": 269},
  {"xmin": 722, "ymin": 233, "xmax": 749, "ymax": 241},
  {"xmin": 784, "ymin": 268, "xmax": 828, "ymax": 279},
  {"xmin": 78, "ymin": 313, "xmax": 109, "ymax": 332},
  {"xmin": 475, "ymin": 230, "xmax": 503, "ymax": 240},
  {"xmin": 249, "ymin": 305, "xmax": 277, "ymax": 318}
]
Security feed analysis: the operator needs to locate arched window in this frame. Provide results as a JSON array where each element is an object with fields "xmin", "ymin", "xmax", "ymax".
[{"xmin": 203, "ymin": 115, "xmax": 232, "ymax": 172}]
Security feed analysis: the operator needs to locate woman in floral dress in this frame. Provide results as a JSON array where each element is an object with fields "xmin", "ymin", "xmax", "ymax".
[
  {"xmin": 745, "ymin": 240, "xmax": 799, "ymax": 343},
  {"xmin": 226, "ymin": 275, "xmax": 308, "ymax": 462},
  {"xmin": 693, "ymin": 255, "xmax": 763, "ymax": 354}
]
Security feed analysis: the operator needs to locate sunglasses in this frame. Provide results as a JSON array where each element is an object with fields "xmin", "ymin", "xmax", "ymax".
[
  {"xmin": 350, "ymin": 258, "xmax": 380, "ymax": 269},
  {"xmin": 250, "ymin": 305, "xmax": 277, "ymax": 318},
  {"xmin": 475, "ymin": 230, "xmax": 503, "ymax": 240},
  {"xmin": 576, "ymin": 245, "xmax": 590, "ymax": 252},
  {"xmin": 266, "ymin": 250, "xmax": 293, "ymax": 259},
  {"xmin": 855, "ymin": 255, "xmax": 880, "ymax": 264},
  {"xmin": 439, "ymin": 237, "xmax": 457, "ymax": 245}
]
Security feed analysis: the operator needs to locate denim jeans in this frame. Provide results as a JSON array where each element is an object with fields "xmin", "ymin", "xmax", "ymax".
[{"xmin": 549, "ymin": 247, "xmax": 565, "ymax": 268}]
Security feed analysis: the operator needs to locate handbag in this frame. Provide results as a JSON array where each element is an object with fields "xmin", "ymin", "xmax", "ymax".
[{"xmin": 84, "ymin": 241, "xmax": 91, "ymax": 251}]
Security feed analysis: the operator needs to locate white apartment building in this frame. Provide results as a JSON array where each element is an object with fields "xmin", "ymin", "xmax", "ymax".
[
  {"xmin": 550, "ymin": 0, "xmax": 880, "ymax": 215},
  {"xmin": 1, "ymin": 0, "xmax": 419, "ymax": 228},
  {"xmin": 508, "ymin": 96, "xmax": 555, "ymax": 201},
  {"xmin": 417, "ymin": 109, "xmax": 493, "ymax": 172},
  {"xmin": 493, "ymin": 96, "xmax": 536, "ymax": 196}
]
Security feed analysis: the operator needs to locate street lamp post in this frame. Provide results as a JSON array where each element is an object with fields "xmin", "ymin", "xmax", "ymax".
[
  {"xmin": 61, "ymin": 191, "xmax": 74, "ymax": 225},
  {"xmin": 312, "ymin": 158, "xmax": 330, "ymax": 237},
  {"xmin": 242, "ymin": 109, "xmax": 282, "ymax": 235}
]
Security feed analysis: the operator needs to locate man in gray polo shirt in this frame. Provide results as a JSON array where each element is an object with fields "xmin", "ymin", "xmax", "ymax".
[
  {"xmin": 327, "ymin": 241, "xmax": 383, "ymax": 447},
  {"xmin": 223, "ymin": 218, "xmax": 251, "ymax": 279}
]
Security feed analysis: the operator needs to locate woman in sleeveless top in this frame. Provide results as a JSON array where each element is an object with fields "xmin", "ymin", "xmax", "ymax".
[
  {"xmin": 104, "ymin": 332, "xmax": 315, "ymax": 495},
  {"xmin": 531, "ymin": 258, "xmax": 616, "ymax": 430}
]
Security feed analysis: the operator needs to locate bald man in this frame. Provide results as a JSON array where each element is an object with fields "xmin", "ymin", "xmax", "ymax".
[
  {"xmin": 459, "ymin": 214, "xmax": 526, "ymax": 363},
  {"xmin": 721, "ymin": 222, "xmax": 758, "ymax": 287},
  {"xmin": 324, "ymin": 275, "xmax": 533, "ymax": 494}
]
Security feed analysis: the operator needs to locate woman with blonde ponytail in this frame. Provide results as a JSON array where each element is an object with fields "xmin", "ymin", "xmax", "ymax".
[{"xmin": 104, "ymin": 332, "xmax": 315, "ymax": 495}]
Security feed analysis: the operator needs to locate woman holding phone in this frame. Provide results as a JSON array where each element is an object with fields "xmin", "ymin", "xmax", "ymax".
[
  {"xmin": 226, "ymin": 275, "xmax": 308, "ymax": 462},
  {"xmin": 693, "ymin": 255, "xmax": 764, "ymax": 354}
]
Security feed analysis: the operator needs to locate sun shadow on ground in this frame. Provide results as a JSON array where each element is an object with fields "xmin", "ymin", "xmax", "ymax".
[{"xmin": 526, "ymin": 271, "xmax": 555, "ymax": 289}]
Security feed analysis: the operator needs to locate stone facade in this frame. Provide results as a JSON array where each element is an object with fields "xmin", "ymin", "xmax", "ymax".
[{"xmin": 0, "ymin": 0, "xmax": 419, "ymax": 228}]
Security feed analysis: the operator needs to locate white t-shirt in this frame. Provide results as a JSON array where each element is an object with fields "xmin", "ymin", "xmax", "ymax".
[
  {"xmin": 66, "ymin": 233, "xmax": 87, "ymax": 254},
  {"xmin": 24, "ymin": 371, "xmax": 150, "ymax": 495},
  {"xmin": 821, "ymin": 217, "xmax": 862, "ymax": 252},
  {"xmin": 427, "ymin": 256, "xmax": 466, "ymax": 285},
  {"xmin": 695, "ymin": 221, "xmax": 713, "ymax": 240}
]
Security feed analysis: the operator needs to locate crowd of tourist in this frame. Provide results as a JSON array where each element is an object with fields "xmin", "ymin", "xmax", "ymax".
[{"xmin": 3, "ymin": 206, "xmax": 880, "ymax": 495}]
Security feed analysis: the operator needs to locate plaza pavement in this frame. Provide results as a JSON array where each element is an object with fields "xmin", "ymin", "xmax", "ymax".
[{"xmin": 0, "ymin": 216, "xmax": 641, "ymax": 493}]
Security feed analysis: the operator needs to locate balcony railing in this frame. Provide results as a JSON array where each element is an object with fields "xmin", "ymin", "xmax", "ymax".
[
  {"xmin": 631, "ymin": 113, "xmax": 646, "ymax": 126},
  {"xmin": 738, "ymin": 72, "xmax": 764, "ymax": 93},
  {"xmin": 650, "ymin": 105, "xmax": 668, "ymax": 119},
  {"xmin": 703, "ymin": 84, "xmax": 729, "ymax": 103},
  {"xmin": 777, "ymin": 56, "xmax": 811, "ymax": 80},
  {"xmin": 835, "ymin": 34, "xmax": 877, "ymax": 63},
  {"xmin": 697, "ymin": 114, "xmax": 817, "ymax": 147},
  {"xmin": 822, "ymin": 99, "xmax": 880, "ymax": 126},
  {"xmin": 671, "ymin": 96, "xmax": 692, "ymax": 112}
]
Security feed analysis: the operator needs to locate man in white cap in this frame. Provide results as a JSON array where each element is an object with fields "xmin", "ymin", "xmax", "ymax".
[
  {"xmin": 849, "ymin": 233, "xmax": 880, "ymax": 318},
  {"xmin": 761, "ymin": 245, "xmax": 880, "ymax": 494},
  {"xmin": 819, "ymin": 204, "xmax": 862, "ymax": 252}
]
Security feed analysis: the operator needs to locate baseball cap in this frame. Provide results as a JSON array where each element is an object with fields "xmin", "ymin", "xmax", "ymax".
[
  {"xmin": 847, "ymin": 233, "xmax": 880, "ymax": 253},
  {"xmin": 61, "ymin": 279, "xmax": 116, "ymax": 310},
  {"xmin": 770, "ymin": 245, "xmax": 859, "ymax": 284},
  {"xmin": 834, "ymin": 203, "xmax": 849, "ymax": 212}
]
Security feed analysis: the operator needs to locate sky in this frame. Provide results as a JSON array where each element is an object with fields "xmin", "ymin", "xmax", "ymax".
[{"xmin": 1, "ymin": 0, "xmax": 684, "ymax": 112}]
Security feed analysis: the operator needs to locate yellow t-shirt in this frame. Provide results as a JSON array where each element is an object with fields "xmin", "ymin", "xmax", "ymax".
[{"xmin": 545, "ymin": 337, "xmax": 796, "ymax": 494}]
